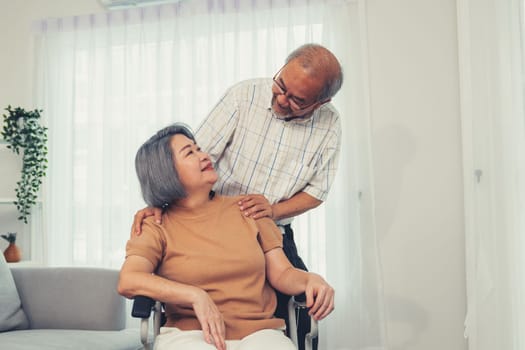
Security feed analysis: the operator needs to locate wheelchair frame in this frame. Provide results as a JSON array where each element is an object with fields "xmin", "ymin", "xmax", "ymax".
[{"xmin": 131, "ymin": 296, "xmax": 318, "ymax": 350}]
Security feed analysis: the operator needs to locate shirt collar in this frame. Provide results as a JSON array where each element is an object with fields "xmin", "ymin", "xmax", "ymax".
[{"xmin": 267, "ymin": 105, "xmax": 320, "ymax": 123}]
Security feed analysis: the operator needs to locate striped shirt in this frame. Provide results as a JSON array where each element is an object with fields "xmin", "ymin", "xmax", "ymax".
[{"xmin": 195, "ymin": 78, "xmax": 341, "ymax": 224}]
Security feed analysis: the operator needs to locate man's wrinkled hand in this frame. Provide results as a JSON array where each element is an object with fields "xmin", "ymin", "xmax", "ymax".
[
  {"xmin": 238, "ymin": 194, "xmax": 273, "ymax": 219},
  {"xmin": 130, "ymin": 207, "xmax": 163, "ymax": 237}
]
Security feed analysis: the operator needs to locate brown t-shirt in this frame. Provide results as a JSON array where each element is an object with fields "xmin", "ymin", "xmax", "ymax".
[{"xmin": 126, "ymin": 195, "xmax": 285, "ymax": 339}]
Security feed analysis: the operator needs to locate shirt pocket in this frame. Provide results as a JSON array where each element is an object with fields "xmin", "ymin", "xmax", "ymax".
[{"xmin": 267, "ymin": 161, "xmax": 316, "ymax": 200}]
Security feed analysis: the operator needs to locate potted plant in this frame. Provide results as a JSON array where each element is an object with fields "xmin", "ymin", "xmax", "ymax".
[
  {"xmin": 1, "ymin": 106, "xmax": 48, "ymax": 224},
  {"xmin": 1, "ymin": 232, "xmax": 21, "ymax": 262}
]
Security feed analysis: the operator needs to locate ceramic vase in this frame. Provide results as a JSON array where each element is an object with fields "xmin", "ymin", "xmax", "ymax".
[{"xmin": 4, "ymin": 243, "xmax": 22, "ymax": 263}]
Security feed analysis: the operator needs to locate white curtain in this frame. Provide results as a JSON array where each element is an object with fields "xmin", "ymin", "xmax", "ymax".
[
  {"xmin": 33, "ymin": 0, "xmax": 386, "ymax": 348},
  {"xmin": 457, "ymin": 0, "xmax": 525, "ymax": 349}
]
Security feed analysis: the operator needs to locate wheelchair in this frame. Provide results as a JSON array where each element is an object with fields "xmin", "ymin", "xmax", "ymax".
[{"xmin": 131, "ymin": 295, "xmax": 318, "ymax": 350}]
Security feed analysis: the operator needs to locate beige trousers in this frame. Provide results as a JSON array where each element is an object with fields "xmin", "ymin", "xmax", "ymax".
[{"xmin": 154, "ymin": 327, "xmax": 296, "ymax": 350}]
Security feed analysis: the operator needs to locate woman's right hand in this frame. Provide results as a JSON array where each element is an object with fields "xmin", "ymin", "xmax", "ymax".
[
  {"xmin": 130, "ymin": 207, "xmax": 163, "ymax": 237},
  {"xmin": 304, "ymin": 273, "xmax": 335, "ymax": 321},
  {"xmin": 192, "ymin": 289, "xmax": 226, "ymax": 350}
]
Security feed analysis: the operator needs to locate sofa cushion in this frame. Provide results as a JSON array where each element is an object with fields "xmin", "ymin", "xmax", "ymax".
[
  {"xmin": 10, "ymin": 267, "xmax": 127, "ymax": 330},
  {"xmin": 0, "ymin": 253, "xmax": 29, "ymax": 331},
  {"xmin": 0, "ymin": 328, "xmax": 141, "ymax": 350}
]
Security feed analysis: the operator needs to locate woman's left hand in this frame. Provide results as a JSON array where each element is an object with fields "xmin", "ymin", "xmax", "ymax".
[
  {"xmin": 191, "ymin": 289, "xmax": 226, "ymax": 350},
  {"xmin": 304, "ymin": 274, "xmax": 335, "ymax": 321}
]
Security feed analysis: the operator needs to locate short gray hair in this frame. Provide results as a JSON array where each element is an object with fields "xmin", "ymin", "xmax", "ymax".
[
  {"xmin": 135, "ymin": 123, "xmax": 195, "ymax": 208},
  {"xmin": 285, "ymin": 43, "xmax": 343, "ymax": 101}
]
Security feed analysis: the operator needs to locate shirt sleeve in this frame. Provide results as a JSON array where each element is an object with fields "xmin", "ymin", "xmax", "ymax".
[
  {"xmin": 254, "ymin": 217, "xmax": 283, "ymax": 252},
  {"xmin": 125, "ymin": 218, "xmax": 165, "ymax": 268},
  {"xmin": 194, "ymin": 83, "xmax": 241, "ymax": 163},
  {"xmin": 302, "ymin": 113, "xmax": 342, "ymax": 201}
]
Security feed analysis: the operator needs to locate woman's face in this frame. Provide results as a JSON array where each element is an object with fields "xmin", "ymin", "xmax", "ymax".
[{"xmin": 170, "ymin": 134, "xmax": 218, "ymax": 193}]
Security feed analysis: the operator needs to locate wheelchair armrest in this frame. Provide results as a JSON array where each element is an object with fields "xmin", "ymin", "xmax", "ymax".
[
  {"xmin": 132, "ymin": 295, "xmax": 156, "ymax": 318},
  {"xmin": 131, "ymin": 296, "xmax": 162, "ymax": 348},
  {"xmin": 287, "ymin": 297, "xmax": 319, "ymax": 350}
]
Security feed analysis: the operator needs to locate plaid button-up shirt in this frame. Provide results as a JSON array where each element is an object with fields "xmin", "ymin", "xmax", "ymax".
[{"xmin": 195, "ymin": 78, "xmax": 341, "ymax": 225}]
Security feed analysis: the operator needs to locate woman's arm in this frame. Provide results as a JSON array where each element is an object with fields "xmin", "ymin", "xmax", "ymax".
[
  {"xmin": 118, "ymin": 256, "xmax": 226, "ymax": 350},
  {"xmin": 264, "ymin": 249, "xmax": 335, "ymax": 321},
  {"xmin": 119, "ymin": 255, "xmax": 200, "ymax": 304}
]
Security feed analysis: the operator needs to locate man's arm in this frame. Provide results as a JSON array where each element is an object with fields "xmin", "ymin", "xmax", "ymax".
[
  {"xmin": 273, "ymin": 191, "xmax": 322, "ymax": 220},
  {"xmin": 239, "ymin": 191, "xmax": 322, "ymax": 220}
]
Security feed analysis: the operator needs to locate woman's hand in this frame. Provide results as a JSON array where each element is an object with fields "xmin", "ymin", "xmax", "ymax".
[
  {"xmin": 304, "ymin": 273, "xmax": 335, "ymax": 321},
  {"xmin": 192, "ymin": 289, "xmax": 226, "ymax": 350},
  {"xmin": 264, "ymin": 247, "xmax": 335, "ymax": 321},
  {"xmin": 130, "ymin": 207, "xmax": 163, "ymax": 237},
  {"xmin": 119, "ymin": 257, "xmax": 226, "ymax": 350}
]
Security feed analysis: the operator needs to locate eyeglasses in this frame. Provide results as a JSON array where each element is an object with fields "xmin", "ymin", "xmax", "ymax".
[{"xmin": 272, "ymin": 67, "xmax": 325, "ymax": 116}]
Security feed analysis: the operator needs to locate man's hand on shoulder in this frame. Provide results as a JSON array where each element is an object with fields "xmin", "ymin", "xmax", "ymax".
[
  {"xmin": 131, "ymin": 207, "xmax": 163, "ymax": 238},
  {"xmin": 238, "ymin": 194, "xmax": 274, "ymax": 219}
]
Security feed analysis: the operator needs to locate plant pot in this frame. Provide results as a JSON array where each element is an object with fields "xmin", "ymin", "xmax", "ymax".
[{"xmin": 4, "ymin": 243, "xmax": 22, "ymax": 263}]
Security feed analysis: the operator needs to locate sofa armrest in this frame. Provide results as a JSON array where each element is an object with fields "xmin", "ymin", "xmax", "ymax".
[{"xmin": 10, "ymin": 267, "xmax": 126, "ymax": 331}]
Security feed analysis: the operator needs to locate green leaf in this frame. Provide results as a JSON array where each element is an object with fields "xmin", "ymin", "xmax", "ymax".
[{"xmin": 2, "ymin": 106, "xmax": 47, "ymax": 224}]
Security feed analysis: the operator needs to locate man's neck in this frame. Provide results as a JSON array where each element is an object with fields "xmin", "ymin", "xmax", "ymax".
[{"xmin": 284, "ymin": 115, "xmax": 309, "ymax": 122}]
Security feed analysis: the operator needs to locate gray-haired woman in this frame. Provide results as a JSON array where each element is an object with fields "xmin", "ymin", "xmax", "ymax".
[{"xmin": 118, "ymin": 123, "xmax": 334, "ymax": 350}]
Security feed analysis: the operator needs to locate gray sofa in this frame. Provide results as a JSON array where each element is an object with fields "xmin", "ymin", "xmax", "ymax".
[{"xmin": 0, "ymin": 262, "xmax": 142, "ymax": 350}]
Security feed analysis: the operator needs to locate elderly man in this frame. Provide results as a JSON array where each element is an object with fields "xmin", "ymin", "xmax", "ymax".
[{"xmin": 132, "ymin": 43, "xmax": 343, "ymax": 348}]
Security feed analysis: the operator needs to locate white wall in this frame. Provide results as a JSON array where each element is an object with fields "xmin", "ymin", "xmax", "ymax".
[
  {"xmin": 0, "ymin": 0, "xmax": 105, "ymax": 108},
  {"xmin": 366, "ymin": 1, "xmax": 467, "ymax": 350},
  {"xmin": 0, "ymin": 0, "xmax": 467, "ymax": 349},
  {"xmin": 0, "ymin": 0, "xmax": 106, "ymax": 254}
]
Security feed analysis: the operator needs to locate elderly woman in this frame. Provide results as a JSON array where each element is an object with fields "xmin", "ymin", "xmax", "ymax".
[{"xmin": 118, "ymin": 123, "xmax": 334, "ymax": 350}]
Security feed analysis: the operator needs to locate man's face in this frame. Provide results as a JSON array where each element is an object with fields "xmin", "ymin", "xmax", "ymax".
[{"xmin": 271, "ymin": 59, "xmax": 326, "ymax": 119}]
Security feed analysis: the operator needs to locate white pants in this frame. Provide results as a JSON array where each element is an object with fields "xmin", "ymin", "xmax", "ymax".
[{"xmin": 154, "ymin": 327, "xmax": 296, "ymax": 350}]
